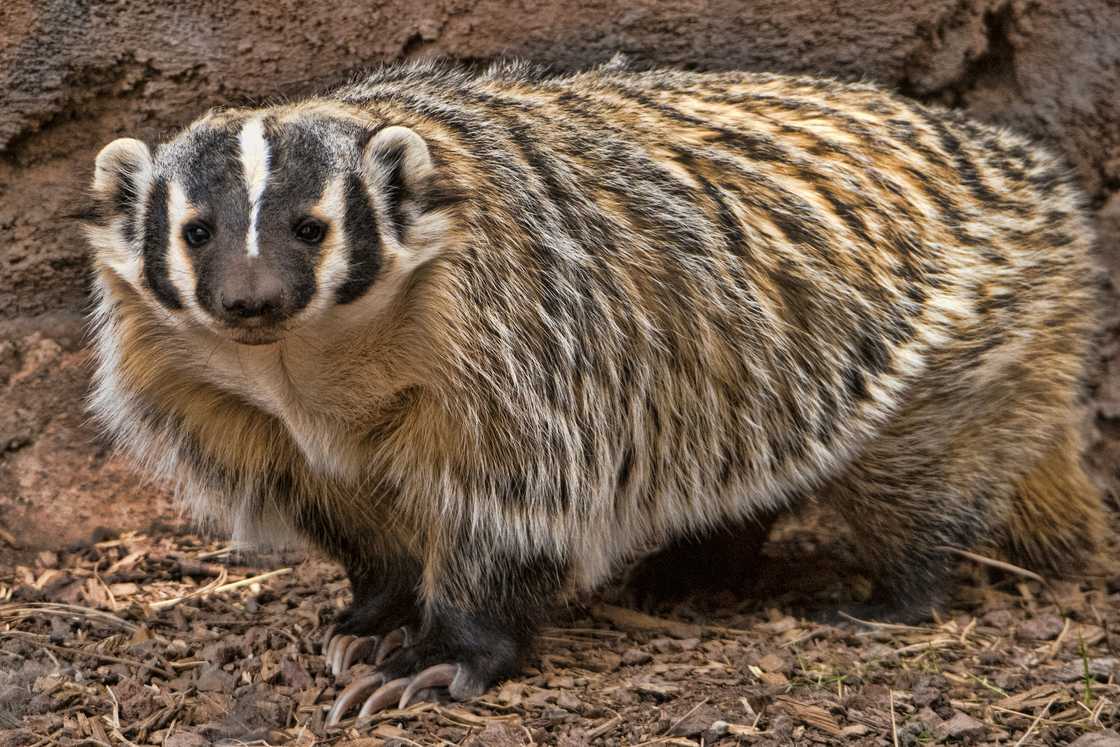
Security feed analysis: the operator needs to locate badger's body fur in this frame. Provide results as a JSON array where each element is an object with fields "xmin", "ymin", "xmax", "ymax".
[{"xmin": 83, "ymin": 61, "xmax": 1104, "ymax": 703}]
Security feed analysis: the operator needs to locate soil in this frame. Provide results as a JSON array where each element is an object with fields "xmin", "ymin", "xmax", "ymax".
[
  {"xmin": 1, "ymin": 517, "xmax": 1118, "ymax": 745},
  {"xmin": 1, "ymin": 0, "xmax": 1119, "ymax": 744}
]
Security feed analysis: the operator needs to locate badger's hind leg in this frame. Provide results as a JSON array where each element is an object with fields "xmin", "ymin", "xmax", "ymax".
[
  {"xmin": 825, "ymin": 428, "xmax": 1104, "ymax": 626},
  {"xmin": 999, "ymin": 426, "xmax": 1104, "ymax": 576},
  {"xmin": 822, "ymin": 371, "xmax": 1097, "ymax": 624},
  {"xmin": 822, "ymin": 465, "xmax": 980, "ymax": 624}
]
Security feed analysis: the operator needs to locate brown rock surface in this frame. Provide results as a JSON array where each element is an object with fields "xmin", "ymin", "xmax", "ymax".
[{"xmin": 1, "ymin": 0, "xmax": 1118, "ymax": 548}]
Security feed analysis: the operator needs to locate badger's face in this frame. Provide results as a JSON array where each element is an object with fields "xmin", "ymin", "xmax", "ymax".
[{"xmin": 84, "ymin": 110, "xmax": 449, "ymax": 345}]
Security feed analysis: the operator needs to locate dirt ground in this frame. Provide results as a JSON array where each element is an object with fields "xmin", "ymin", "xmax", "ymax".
[{"xmin": 1, "ymin": 514, "xmax": 1117, "ymax": 746}]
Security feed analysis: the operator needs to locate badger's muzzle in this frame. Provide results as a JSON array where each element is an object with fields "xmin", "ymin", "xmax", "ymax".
[{"xmin": 199, "ymin": 254, "xmax": 298, "ymax": 342}]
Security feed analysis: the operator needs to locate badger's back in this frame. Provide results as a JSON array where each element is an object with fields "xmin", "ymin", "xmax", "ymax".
[{"xmin": 321, "ymin": 64, "xmax": 1097, "ymax": 584}]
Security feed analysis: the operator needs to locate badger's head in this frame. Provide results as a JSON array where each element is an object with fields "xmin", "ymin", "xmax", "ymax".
[{"xmin": 84, "ymin": 109, "xmax": 456, "ymax": 345}]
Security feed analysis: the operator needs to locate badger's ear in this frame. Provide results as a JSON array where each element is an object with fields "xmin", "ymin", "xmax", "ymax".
[
  {"xmin": 84, "ymin": 138, "xmax": 153, "ymax": 287},
  {"xmin": 360, "ymin": 126, "xmax": 435, "ymax": 239},
  {"xmin": 362, "ymin": 125, "xmax": 433, "ymax": 195},
  {"xmin": 90, "ymin": 138, "xmax": 154, "ymax": 217}
]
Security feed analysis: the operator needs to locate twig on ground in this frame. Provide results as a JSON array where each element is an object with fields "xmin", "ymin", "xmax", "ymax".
[
  {"xmin": 1013, "ymin": 696, "xmax": 1055, "ymax": 747},
  {"xmin": 591, "ymin": 604, "xmax": 702, "ymax": 639},
  {"xmin": 889, "ymin": 689, "xmax": 899, "ymax": 747},
  {"xmin": 149, "ymin": 567, "xmax": 290, "ymax": 610},
  {"xmin": 936, "ymin": 546, "xmax": 1045, "ymax": 584}
]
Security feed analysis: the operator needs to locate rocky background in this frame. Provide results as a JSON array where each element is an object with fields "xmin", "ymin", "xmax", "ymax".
[{"xmin": 2, "ymin": 0, "xmax": 1119, "ymax": 549}]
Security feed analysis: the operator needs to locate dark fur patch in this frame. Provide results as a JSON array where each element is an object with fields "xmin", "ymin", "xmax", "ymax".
[
  {"xmin": 141, "ymin": 179, "xmax": 182, "ymax": 310},
  {"xmin": 114, "ymin": 168, "xmax": 142, "ymax": 245},
  {"xmin": 375, "ymin": 141, "xmax": 410, "ymax": 242},
  {"xmin": 336, "ymin": 173, "xmax": 383, "ymax": 304}
]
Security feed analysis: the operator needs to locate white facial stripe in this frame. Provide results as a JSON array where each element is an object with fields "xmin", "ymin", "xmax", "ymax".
[
  {"xmin": 166, "ymin": 181, "xmax": 209, "ymax": 325},
  {"xmin": 315, "ymin": 176, "xmax": 350, "ymax": 294},
  {"xmin": 239, "ymin": 117, "xmax": 271, "ymax": 258}
]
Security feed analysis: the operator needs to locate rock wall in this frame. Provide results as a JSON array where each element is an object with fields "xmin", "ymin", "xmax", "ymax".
[{"xmin": 2, "ymin": 0, "xmax": 1118, "ymax": 548}]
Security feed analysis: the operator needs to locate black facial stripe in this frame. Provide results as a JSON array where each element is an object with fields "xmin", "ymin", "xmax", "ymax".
[
  {"xmin": 264, "ymin": 119, "xmax": 333, "ymax": 200},
  {"xmin": 181, "ymin": 127, "xmax": 244, "ymax": 205},
  {"xmin": 141, "ymin": 179, "xmax": 182, "ymax": 310},
  {"xmin": 336, "ymin": 173, "xmax": 382, "ymax": 304}
]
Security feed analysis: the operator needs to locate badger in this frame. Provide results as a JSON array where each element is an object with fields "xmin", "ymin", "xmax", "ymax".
[{"xmin": 82, "ymin": 60, "xmax": 1104, "ymax": 723}]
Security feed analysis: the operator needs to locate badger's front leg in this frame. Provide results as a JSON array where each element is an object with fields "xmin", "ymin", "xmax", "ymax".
[
  {"xmin": 326, "ymin": 530, "xmax": 565, "ymax": 724},
  {"xmin": 321, "ymin": 556, "xmax": 423, "ymax": 676}
]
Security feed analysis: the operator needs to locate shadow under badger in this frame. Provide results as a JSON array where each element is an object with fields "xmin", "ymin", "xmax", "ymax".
[{"xmin": 82, "ymin": 61, "xmax": 1104, "ymax": 721}]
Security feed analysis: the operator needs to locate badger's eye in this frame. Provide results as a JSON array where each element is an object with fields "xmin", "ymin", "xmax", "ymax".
[
  {"xmin": 294, "ymin": 219, "xmax": 326, "ymax": 245},
  {"xmin": 183, "ymin": 223, "xmax": 212, "ymax": 248}
]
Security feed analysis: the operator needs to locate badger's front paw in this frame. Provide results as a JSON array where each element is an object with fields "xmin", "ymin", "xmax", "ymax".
[
  {"xmin": 320, "ymin": 584, "xmax": 422, "ymax": 676},
  {"xmin": 325, "ymin": 607, "xmax": 526, "ymax": 726}
]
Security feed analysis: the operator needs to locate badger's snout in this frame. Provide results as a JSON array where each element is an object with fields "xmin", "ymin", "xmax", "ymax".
[
  {"xmin": 197, "ymin": 252, "xmax": 300, "ymax": 337},
  {"xmin": 217, "ymin": 262, "xmax": 286, "ymax": 322}
]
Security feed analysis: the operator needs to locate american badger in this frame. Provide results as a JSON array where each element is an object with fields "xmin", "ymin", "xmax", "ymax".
[{"xmin": 82, "ymin": 61, "xmax": 1104, "ymax": 720}]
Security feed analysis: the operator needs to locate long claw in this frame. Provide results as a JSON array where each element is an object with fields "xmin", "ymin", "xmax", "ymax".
[
  {"xmin": 328, "ymin": 634, "xmax": 356, "ymax": 676},
  {"xmin": 325, "ymin": 672, "xmax": 386, "ymax": 726},
  {"xmin": 374, "ymin": 627, "xmax": 408, "ymax": 665},
  {"xmin": 340, "ymin": 635, "xmax": 378, "ymax": 673},
  {"xmin": 399, "ymin": 663, "xmax": 459, "ymax": 709},
  {"xmin": 357, "ymin": 676, "xmax": 410, "ymax": 717},
  {"xmin": 324, "ymin": 631, "xmax": 348, "ymax": 665},
  {"xmin": 319, "ymin": 625, "xmax": 336, "ymax": 652}
]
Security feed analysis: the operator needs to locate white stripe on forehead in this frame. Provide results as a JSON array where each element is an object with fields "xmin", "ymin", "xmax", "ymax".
[{"xmin": 238, "ymin": 117, "xmax": 270, "ymax": 258}]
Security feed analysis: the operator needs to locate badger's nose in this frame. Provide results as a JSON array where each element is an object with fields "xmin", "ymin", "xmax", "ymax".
[{"xmin": 219, "ymin": 269, "xmax": 285, "ymax": 321}]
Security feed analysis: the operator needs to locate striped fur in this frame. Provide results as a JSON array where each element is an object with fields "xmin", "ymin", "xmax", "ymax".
[{"xmin": 83, "ymin": 60, "xmax": 1104, "ymax": 678}]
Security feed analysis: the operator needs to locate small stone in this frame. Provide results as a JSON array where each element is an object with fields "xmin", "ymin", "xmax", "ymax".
[
  {"xmin": 199, "ymin": 641, "xmax": 239, "ymax": 666},
  {"xmin": 993, "ymin": 669, "xmax": 1024, "ymax": 690},
  {"xmin": 621, "ymin": 648, "xmax": 652, "ymax": 666},
  {"xmin": 280, "ymin": 656, "xmax": 312, "ymax": 689},
  {"xmin": 937, "ymin": 711, "xmax": 985, "ymax": 741},
  {"xmin": 668, "ymin": 704, "xmax": 723, "ymax": 737},
  {"xmin": 556, "ymin": 692, "xmax": 581, "ymax": 712},
  {"xmin": 1069, "ymin": 730, "xmax": 1120, "ymax": 747},
  {"xmin": 32, "ymin": 675, "xmax": 62, "ymax": 695},
  {"xmin": 496, "ymin": 681, "xmax": 526, "ymax": 706},
  {"xmin": 981, "ymin": 609, "xmax": 1015, "ymax": 628},
  {"xmin": 1016, "ymin": 614, "xmax": 1065, "ymax": 641},
  {"xmin": 1054, "ymin": 658, "xmax": 1119, "ymax": 682},
  {"xmin": 545, "ymin": 674, "xmax": 575, "ymax": 689},
  {"xmin": 463, "ymin": 722, "xmax": 526, "ymax": 747},
  {"xmin": 915, "ymin": 706, "xmax": 942, "ymax": 729},
  {"xmin": 911, "ymin": 679, "xmax": 945, "ymax": 708},
  {"xmin": 634, "ymin": 679, "xmax": 679, "ymax": 701},
  {"xmin": 584, "ymin": 651, "xmax": 621, "ymax": 672},
  {"xmin": 759, "ymin": 614, "xmax": 799, "ymax": 633},
  {"xmin": 708, "ymin": 720, "xmax": 731, "ymax": 738},
  {"xmin": 164, "ymin": 733, "xmax": 209, "ymax": 747},
  {"xmin": 840, "ymin": 724, "xmax": 870, "ymax": 737},
  {"xmin": 524, "ymin": 688, "xmax": 557, "ymax": 707},
  {"xmin": 756, "ymin": 653, "xmax": 786, "ymax": 673},
  {"xmin": 258, "ymin": 650, "xmax": 281, "ymax": 683},
  {"xmin": 195, "ymin": 665, "xmax": 236, "ymax": 693}
]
